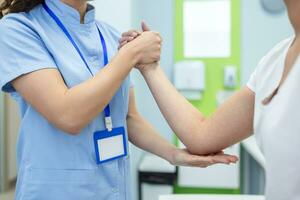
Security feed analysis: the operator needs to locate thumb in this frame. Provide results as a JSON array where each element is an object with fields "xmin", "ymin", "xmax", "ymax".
[{"xmin": 141, "ymin": 21, "xmax": 150, "ymax": 32}]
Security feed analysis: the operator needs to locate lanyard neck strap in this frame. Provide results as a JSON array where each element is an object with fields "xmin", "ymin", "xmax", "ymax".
[{"xmin": 43, "ymin": 3, "xmax": 112, "ymax": 131}]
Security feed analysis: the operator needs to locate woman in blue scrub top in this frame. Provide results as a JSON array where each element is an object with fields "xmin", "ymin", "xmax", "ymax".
[{"xmin": 0, "ymin": 0, "xmax": 237, "ymax": 199}]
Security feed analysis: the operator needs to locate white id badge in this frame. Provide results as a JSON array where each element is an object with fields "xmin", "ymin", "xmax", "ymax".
[{"xmin": 94, "ymin": 127, "xmax": 127, "ymax": 164}]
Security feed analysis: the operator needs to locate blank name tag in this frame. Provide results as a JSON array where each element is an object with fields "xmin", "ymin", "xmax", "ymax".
[{"xmin": 94, "ymin": 127, "xmax": 127, "ymax": 164}]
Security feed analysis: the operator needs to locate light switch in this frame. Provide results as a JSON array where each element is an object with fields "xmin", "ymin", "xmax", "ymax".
[{"xmin": 224, "ymin": 66, "xmax": 237, "ymax": 89}]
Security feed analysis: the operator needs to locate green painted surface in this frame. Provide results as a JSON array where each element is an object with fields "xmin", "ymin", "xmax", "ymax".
[
  {"xmin": 174, "ymin": 0, "xmax": 241, "ymax": 194},
  {"xmin": 174, "ymin": 185, "xmax": 241, "ymax": 195}
]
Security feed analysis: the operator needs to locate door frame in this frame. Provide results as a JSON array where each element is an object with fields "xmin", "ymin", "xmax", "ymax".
[{"xmin": 0, "ymin": 92, "xmax": 7, "ymax": 192}]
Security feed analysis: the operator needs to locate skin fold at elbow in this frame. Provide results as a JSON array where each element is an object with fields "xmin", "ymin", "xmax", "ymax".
[
  {"xmin": 176, "ymin": 119, "xmax": 211, "ymax": 155},
  {"xmin": 53, "ymin": 112, "xmax": 85, "ymax": 135},
  {"xmin": 185, "ymin": 144, "xmax": 213, "ymax": 156},
  {"xmin": 185, "ymin": 138, "xmax": 230, "ymax": 156},
  {"xmin": 183, "ymin": 127, "xmax": 224, "ymax": 156}
]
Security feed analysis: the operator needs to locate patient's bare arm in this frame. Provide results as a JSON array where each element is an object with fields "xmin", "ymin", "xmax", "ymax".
[{"xmin": 141, "ymin": 66, "xmax": 254, "ymax": 155}]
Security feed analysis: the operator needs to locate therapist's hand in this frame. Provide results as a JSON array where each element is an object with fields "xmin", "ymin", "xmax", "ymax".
[
  {"xmin": 169, "ymin": 148, "xmax": 238, "ymax": 167},
  {"xmin": 119, "ymin": 30, "xmax": 141, "ymax": 49},
  {"xmin": 119, "ymin": 21, "xmax": 161, "ymax": 72},
  {"xmin": 120, "ymin": 24, "xmax": 162, "ymax": 66}
]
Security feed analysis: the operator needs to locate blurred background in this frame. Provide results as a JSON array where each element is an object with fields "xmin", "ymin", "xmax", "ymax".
[{"xmin": 0, "ymin": 0, "xmax": 293, "ymax": 199}]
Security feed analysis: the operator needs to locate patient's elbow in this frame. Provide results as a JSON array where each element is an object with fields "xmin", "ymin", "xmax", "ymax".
[
  {"xmin": 186, "ymin": 140, "xmax": 222, "ymax": 156},
  {"xmin": 184, "ymin": 131, "xmax": 212, "ymax": 155},
  {"xmin": 186, "ymin": 144, "xmax": 207, "ymax": 155}
]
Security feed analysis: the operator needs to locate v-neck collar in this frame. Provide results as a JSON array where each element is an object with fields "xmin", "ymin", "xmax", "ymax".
[{"xmin": 262, "ymin": 36, "xmax": 296, "ymax": 105}]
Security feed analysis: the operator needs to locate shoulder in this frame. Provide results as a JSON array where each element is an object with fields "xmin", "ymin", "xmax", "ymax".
[
  {"xmin": 0, "ymin": 13, "xmax": 30, "ymax": 32},
  {"xmin": 255, "ymin": 37, "xmax": 293, "ymax": 76},
  {"xmin": 0, "ymin": 8, "xmax": 42, "ymax": 40},
  {"xmin": 258, "ymin": 37, "xmax": 293, "ymax": 68},
  {"xmin": 0, "ymin": 3, "xmax": 44, "ymax": 28},
  {"xmin": 247, "ymin": 37, "xmax": 293, "ymax": 93}
]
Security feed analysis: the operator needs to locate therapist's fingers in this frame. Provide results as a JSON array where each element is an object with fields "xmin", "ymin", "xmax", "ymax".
[
  {"xmin": 215, "ymin": 152, "xmax": 239, "ymax": 163},
  {"xmin": 190, "ymin": 154, "xmax": 239, "ymax": 167},
  {"xmin": 172, "ymin": 149, "xmax": 238, "ymax": 168},
  {"xmin": 208, "ymin": 151, "xmax": 239, "ymax": 163},
  {"xmin": 118, "ymin": 40, "xmax": 128, "ymax": 50},
  {"xmin": 118, "ymin": 37, "xmax": 139, "ymax": 49},
  {"xmin": 119, "ymin": 36, "xmax": 135, "ymax": 44},
  {"xmin": 187, "ymin": 156, "xmax": 215, "ymax": 168},
  {"xmin": 191, "ymin": 155, "xmax": 230, "ymax": 167},
  {"xmin": 182, "ymin": 152, "xmax": 233, "ymax": 168},
  {"xmin": 210, "ymin": 154, "xmax": 238, "ymax": 165},
  {"xmin": 118, "ymin": 37, "xmax": 136, "ymax": 49},
  {"xmin": 119, "ymin": 30, "xmax": 141, "ymax": 49},
  {"xmin": 121, "ymin": 29, "xmax": 141, "ymax": 37}
]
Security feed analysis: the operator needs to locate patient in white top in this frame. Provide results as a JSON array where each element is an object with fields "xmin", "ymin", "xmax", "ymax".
[{"xmin": 119, "ymin": 0, "xmax": 300, "ymax": 199}]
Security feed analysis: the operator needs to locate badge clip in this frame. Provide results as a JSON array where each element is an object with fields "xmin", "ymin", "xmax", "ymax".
[{"xmin": 105, "ymin": 116, "xmax": 113, "ymax": 132}]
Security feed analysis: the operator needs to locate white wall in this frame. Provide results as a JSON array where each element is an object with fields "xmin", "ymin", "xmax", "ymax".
[
  {"xmin": 241, "ymin": 0, "xmax": 293, "ymax": 84},
  {"xmin": 91, "ymin": 0, "xmax": 133, "ymax": 32},
  {"xmin": 131, "ymin": 0, "xmax": 174, "ymax": 141}
]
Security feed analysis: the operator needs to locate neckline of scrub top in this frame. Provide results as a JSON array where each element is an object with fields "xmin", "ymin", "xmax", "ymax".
[
  {"xmin": 274, "ymin": 38, "xmax": 298, "ymax": 90},
  {"xmin": 45, "ymin": 0, "xmax": 95, "ymax": 25},
  {"xmin": 261, "ymin": 36, "xmax": 296, "ymax": 105}
]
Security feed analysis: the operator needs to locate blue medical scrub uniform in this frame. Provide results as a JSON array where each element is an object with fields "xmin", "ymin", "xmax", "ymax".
[{"xmin": 0, "ymin": 0, "xmax": 132, "ymax": 199}]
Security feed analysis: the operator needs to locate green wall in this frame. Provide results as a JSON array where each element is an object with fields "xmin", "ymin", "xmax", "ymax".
[
  {"xmin": 174, "ymin": 0, "xmax": 241, "ymax": 117},
  {"xmin": 174, "ymin": 0, "xmax": 241, "ymax": 194}
]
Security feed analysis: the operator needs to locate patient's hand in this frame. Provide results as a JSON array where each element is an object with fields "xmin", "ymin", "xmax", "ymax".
[
  {"xmin": 119, "ymin": 21, "xmax": 160, "ymax": 72},
  {"xmin": 170, "ymin": 148, "xmax": 238, "ymax": 168},
  {"xmin": 118, "ymin": 29, "xmax": 141, "ymax": 49}
]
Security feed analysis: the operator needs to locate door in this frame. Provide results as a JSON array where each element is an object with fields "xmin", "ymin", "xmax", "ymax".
[{"xmin": 0, "ymin": 92, "xmax": 19, "ymax": 192}]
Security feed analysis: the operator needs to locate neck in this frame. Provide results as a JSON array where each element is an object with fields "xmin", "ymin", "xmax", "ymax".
[
  {"xmin": 61, "ymin": 0, "xmax": 87, "ymax": 23},
  {"xmin": 285, "ymin": 0, "xmax": 300, "ymax": 36}
]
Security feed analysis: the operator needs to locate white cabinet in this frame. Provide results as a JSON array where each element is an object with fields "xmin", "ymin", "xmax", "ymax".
[
  {"xmin": 178, "ymin": 142, "xmax": 240, "ymax": 189},
  {"xmin": 160, "ymin": 195, "xmax": 264, "ymax": 200}
]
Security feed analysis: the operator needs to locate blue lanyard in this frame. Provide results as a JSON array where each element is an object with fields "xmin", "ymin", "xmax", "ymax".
[{"xmin": 42, "ymin": 3, "xmax": 111, "ymax": 122}]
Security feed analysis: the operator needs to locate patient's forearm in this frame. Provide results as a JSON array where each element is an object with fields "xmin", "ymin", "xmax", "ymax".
[
  {"xmin": 141, "ymin": 66, "xmax": 254, "ymax": 155},
  {"xmin": 141, "ymin": 67, "xmax": 205, "ymax": 147}
]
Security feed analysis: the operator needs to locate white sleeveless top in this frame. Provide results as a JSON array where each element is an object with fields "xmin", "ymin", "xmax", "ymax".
[{"xmin": 247, "ymin": 37, "xmax": 300, "ymax": 200}]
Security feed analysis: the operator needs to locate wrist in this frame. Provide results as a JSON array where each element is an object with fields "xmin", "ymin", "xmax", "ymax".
[
  {"xmin": 119, "ymin": 45, "xmax": 140, "ymax": 67},
  {"xmin": 166, "ymin": 146, "xmax": 178, "ymax": 165},
  {"xmin": 140, "ymin": 63, "xmax": 160, "ymax": 77}
]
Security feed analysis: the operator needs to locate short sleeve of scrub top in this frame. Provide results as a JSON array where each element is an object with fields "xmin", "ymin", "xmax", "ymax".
[{"xmin": 0, "ymin": 16, "xmax": 57, "ymax": 93}]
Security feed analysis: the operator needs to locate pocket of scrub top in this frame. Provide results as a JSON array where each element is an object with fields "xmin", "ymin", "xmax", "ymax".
[{"xmin": 21, "ymin": 168, "xmax": 117, "ymax": 200}]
